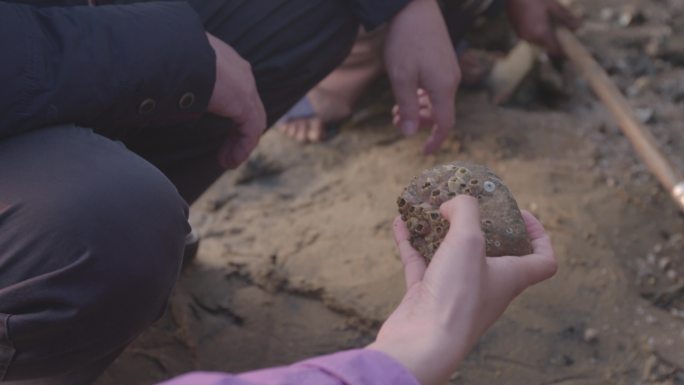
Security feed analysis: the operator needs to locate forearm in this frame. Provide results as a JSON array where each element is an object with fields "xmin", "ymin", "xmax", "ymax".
[
  {"xmin": 0, "ymin": 1, "xmax": 215, "ymax": 138},
  {"xmin": 158, "ymin": 349, "xmax": 419, "ymax": 385}
]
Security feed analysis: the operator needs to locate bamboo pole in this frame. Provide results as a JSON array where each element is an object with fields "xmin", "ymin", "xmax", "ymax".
[{"xmin": 555, "ymin": 27, "xmax": 684, "ymax": 212}]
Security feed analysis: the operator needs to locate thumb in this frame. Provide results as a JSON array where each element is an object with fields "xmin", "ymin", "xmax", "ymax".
[
  {"xmin": 218, "ymin": 102, "xmax": 265, "ymax": 169},
  {"xmin": 219, "ymin": 129, "xmax": 259, "ymax": 169},
  {"xmin": 516, "ymin": 211, "xmax": 557, "ymax": 285},
  {"xmin": 434, "ymin": 195, "xmax": 485, "ymax": 261},
  {"xmin": 439, "ymin": 195, "xmax": 481, "ymax": 233}
]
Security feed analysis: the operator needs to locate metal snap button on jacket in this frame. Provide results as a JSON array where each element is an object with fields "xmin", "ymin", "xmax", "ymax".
[
  {"xmin": 138, "ymin": 98, "xmax": 156, "ymax": 114},
  {"xmin": 178, "ymin": 92, "xmax": 196, "ymax": 110}
]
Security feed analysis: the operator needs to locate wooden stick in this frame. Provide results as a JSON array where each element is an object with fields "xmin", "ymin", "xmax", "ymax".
[{"xmin": 556, "ymin": 27, "xmax": 684, "ymax": 212}]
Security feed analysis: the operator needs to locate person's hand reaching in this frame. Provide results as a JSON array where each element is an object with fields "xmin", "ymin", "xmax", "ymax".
[
  {"xmin": 367, "ymin": 195, "xmax": 557, "ymax": 385},
  {"xmin": 384, "ymin": 0, "xmax": 461, "ymax": 154},
  {"xmin": 206, "ymin": 33, "xmax": 267, "ymax": 169},
  {"xmin": 507, "ymin": 0, "xmax": 581, "ymax": 56}
]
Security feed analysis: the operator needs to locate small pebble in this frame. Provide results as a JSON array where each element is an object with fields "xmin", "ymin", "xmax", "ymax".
[
  {"xmin": 583, "ymin": 328, "xmax": 599, "ymax": 343},
  {"xmin": 600, "ymin": 7, "xmax": 615, "ymax": 21},
  {"xmin": 666, "ymin": 269, "xmax": 677, "ymax": 280},
  {"xmin": 646, "ymin": 253, "xmax": 657, "ymax": 264},
  {"xmin": 642, "ymin": 355, "xmax": 658, "ymax": 381},
  {"xmin": 628, "ymin": 77, "xmax": 651, "ymax": 96},
  {"xmin": 635, "ymin": 108, "xmax": 655, "ymax": 124},
  {"xmin": 652, "ymin": 243, "xmax": 663, "ymax": 254},
  {"xmin": 618, "ymin": 13, "xmax": 631, "ymax": 27},
  {"xmin": 618, "ymin": 6, "xmax": 646, "ymax": 27},
  {"xmin": 655, "ymin": 362, "xmax": 671, "ymax": 377},
  {"xmin": 658, "ymin": 257, "xmax": 671, "ymax": 271},
  {"xmin": 646, "ymin": 38, "xmax": 662, "ymax": 57}
]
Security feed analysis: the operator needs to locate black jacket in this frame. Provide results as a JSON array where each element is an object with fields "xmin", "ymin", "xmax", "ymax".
[{"xmin": 0, "ymin": 0, "xmax": 410, "ymax": 137}]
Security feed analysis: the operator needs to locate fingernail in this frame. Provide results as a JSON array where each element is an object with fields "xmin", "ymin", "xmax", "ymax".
[{"xmin": 402, "ymin": 120, "xmax": 418, "ymax": 136}]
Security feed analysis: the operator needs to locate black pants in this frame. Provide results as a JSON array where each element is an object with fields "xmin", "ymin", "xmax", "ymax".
[{"xmin": 0, "ymin": 1, "xmax": 358, "ymax": 383}]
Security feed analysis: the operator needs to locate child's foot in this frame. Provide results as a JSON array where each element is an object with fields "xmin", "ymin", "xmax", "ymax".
[
  {"xmin": 277, "ymin": 27, "xmax": 386, "ymax": 143},
  {"xmin": 277, "ymin": 88, "xmax": 352, "ymax": 143}
]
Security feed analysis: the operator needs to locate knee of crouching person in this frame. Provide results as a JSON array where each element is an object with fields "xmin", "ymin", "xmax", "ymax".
[
  {"xmin": 7, "ymin": 157, "xmax": 189, "ymax": 378},
  {"xmin": 0, "ymin": 127, "xmax": 191, "ymax": 381},
  {"xmin": 66, "ymin": 161, "xmax": 191, "ymax": 326}
]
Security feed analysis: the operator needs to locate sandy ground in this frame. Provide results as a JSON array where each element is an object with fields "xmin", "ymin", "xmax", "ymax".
[{"xmin": 97, "ymin": 0, "xmax": 684, "ymax": 384}]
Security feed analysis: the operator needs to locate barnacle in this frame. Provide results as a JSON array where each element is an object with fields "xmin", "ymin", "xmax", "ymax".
[{"xmin": 397, "ymin": 161, "xmax": 533, "ymax": 262}]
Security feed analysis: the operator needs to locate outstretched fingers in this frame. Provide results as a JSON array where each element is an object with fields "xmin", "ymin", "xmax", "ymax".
[
  {"xmin": 521, "ymin": 210, "xmax": 554, "ymax": 260},
  {"xmin": 393, "ymin": 216, "xmax": 427, "ymax": 288},
  {"xmin": 513, "ymin": 211, "xmax": 557, "ymax": 287}
]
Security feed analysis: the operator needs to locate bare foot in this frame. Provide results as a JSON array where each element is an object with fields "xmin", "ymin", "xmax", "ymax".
[
  {"xmin": 278, "ymin": 27, "xmax": 387, "ymax": 143},
  {"xmin": 279, "ymin": 116, "xmax": 326, "ymax": 143},
  {"xmin": 277, "ymin": 88, "xmax": 353, "ymax": 143}
]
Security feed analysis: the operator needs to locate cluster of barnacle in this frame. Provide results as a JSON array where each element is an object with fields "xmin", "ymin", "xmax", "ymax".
[
  {"xmin": 397, "ymin": 163, "xmax": 501, "ymax": 261},
  {"xmin": 397, "ymin": 197, "xmax": 449, "ymax": 260},
  {"xmin": 445, "ymin": 165, "xmax": 498, "ymax": 199}
]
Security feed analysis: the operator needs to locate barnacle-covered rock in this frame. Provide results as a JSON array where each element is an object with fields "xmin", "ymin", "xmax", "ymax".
[{"xmin": 398, "ymin": 161, "xmax": 532, "ymax": 262}]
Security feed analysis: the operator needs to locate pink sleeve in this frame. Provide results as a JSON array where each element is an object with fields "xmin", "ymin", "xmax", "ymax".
[{"xmin": 157, "ymin": 349, "xmax": 420, "ymax": 385}]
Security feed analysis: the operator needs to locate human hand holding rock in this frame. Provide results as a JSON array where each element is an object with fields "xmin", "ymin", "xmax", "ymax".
[{"xmin": 367, "ymin": 196, "xmax": 557, "ymax": 385}]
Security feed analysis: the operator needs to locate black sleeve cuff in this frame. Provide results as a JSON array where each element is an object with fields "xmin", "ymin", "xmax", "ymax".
[
  {"xmin": 348, "ymin": 0, "xmax": 413, "ymax": 30},
  {"xmin": 93, "ymin": 2, "xmax": 216, "ymax": 129},
  {"xmin": 2, "ymin": 2, "xmax": 215, "ymax": 136}
]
